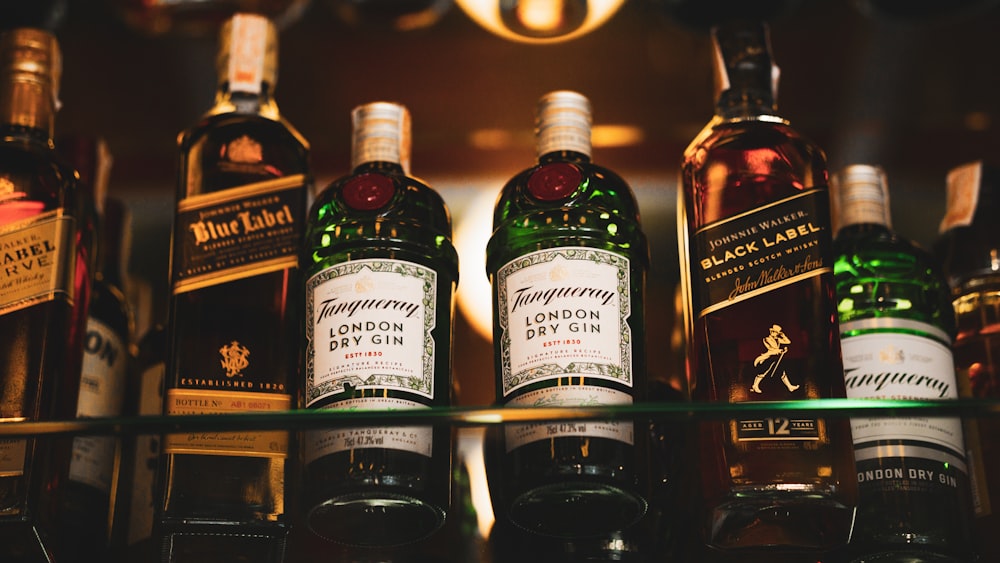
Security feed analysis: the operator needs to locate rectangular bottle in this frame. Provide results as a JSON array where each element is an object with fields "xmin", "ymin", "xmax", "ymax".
[
  {"xmin": 486, "ymin": 90, "xmax": 649, "ymax": 538},
  {"xmin": 934, "ymin": 160, "xmax": 1000, "ymax": 563},
  {"xmin": 676, "ymin": 21, "xmax": 857, "ymax": 557},
  {"xmin": 158, "ymin": 13, "xmax": 309, "ymax": 562},
  {"xmin": 300, "ymin": 102, "xmax": 457, "ymax": 548},
  {"xmin": 832, "ymin": 164, "xmax": 974, "ymax": 562},
  {"xmin": 0, "ymin": 28, "xmax": 92, "ymax": 562},
  {"xmin": 54, "ymin": 138, "xmax": 134, "ymax": 563}
]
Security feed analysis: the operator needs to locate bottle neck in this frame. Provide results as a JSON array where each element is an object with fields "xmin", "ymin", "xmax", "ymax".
[
  {"xmin": 352, "ymin": 160, "xmax": 405, "ymax": 175},
  {"xmin": 0, "ymin": 78, "xmax": 55, "ymax": 143},
  {"xmin": 209, "ymin": 82, "xmax": 280, "ymax": 119},
  {"xmin": 837, "ymin": 221, "xmax": 892, "ymax": 240},
  {"xmin": 711, "ymin": 21, "xmax": 781, "ymax": 123},
  {"xmin": 538, "ymin": 149, "xmax": 591, "ymax": 165}
]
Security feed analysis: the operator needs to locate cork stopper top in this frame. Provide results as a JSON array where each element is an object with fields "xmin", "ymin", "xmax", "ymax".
[
  {"xmin": 217, "ymin": 13, "xmax": 278, "ymax": 94},
  {"xmin": 534, "ymin": 90, "xmax": 592, "ymax": 158},
  {"xmin": 832, "ymin": 164, "xmax": 892, "ymax": 233},
  {"xmin": 350, "ymin": 101, "xmax": 411, "ymax": 174}
]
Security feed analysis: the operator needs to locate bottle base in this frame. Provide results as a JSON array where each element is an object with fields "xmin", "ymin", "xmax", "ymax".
[
  {"xmin": 707, "ymin": 489, "xmax": 855, "ymax": 552},
  {"xmin": 507, "ymin": 480, "xmax": 647, "ymax": 538},
  {"xmin": 158, "ymin": 521, "xmax": 288, "ymax": 563},
  {"xmin": 305, "ymin": 492, "xmax": 447, "ymax": 548},
  {"xmin": 849, "ymin": 548, "xmax": 973, "ymax": 563}
]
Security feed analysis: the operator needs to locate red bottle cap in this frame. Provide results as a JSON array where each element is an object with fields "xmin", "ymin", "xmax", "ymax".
[
  {"xmin": 342, "ymin": 173, "xmax": 395, "ymax": 210},
  {"xmin": 527, "ymin": 162, "xmax": 582, "ymax": 201}
]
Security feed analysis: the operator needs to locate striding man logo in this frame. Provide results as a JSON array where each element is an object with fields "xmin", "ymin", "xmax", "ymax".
[
  {"xmin": 750, "ymin": 324, "xmax": 800, "ymax": 394},
  {"xmin": 219, "ymin": 340, "xmax": 250, "ymax": 378}
]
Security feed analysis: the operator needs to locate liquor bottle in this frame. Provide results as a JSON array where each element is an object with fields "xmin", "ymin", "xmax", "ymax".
[
  {"xmin": 0, "ymin": 28, "xmax": 91, "ymax": 562},
  {"xmin": 300, "ymin": 101, "xmax": 457, "ymax": 547},
  {"xmin": 485, "ymin": 90, "xmax": 650, "ymax": 538},
  {"xmin": 111, "ymin": 322, "xmax": 164, "ymax": 563},
  {"xmin": 832, "ymin": 164, "xmax": 974, "ymax": 563},
  {"xmin": 55, "ymin": 137, "xmax": 134, "ymax": 562},
  {"xmin": 676, "ymin": 20, "xmax": 857, "ymax": 556},
  {"xmin": 158, "ymin": 12, "xmax": 309, "ymax": 562},
  {"xmin": 934, "ymin": 160, "xmax": 1000, "ymax": 562}
]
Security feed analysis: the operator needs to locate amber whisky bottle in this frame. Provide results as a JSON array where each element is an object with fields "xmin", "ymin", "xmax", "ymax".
[
  {"xmin": 55, "ymin": 137, "xmax": 135, "ymax": 562},
  {"xmin": 300, "ymin": 101, "xmax": 457, "ymax": 547},
  {"xmin": 485, "ymin": 90, "xmax": 650, "ymax": 538},
  {"xmin": 934, "ymin": 160, "xmax": 1000, "ymax": 563},
  {"xmin": 676, "ymin": 21, "xmax": 857, "ymax": 558},
  {"xmin": 158, "ymin": 13, "xmax": 309, "ymax": 562},
  {"xmin": 0, "ymin": 28, "xmax": 92, "ymax": 562}
]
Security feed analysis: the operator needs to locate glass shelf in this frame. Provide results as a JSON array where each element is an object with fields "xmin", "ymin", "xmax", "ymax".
[{"xmin": 4, "ymin": 398, "xmax": 1000, "ymax": 438}]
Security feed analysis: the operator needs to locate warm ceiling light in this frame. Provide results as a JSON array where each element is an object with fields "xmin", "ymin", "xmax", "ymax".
[
  {"xmin": 592, "ymin": 124, "xmax": 644, "ymax": 147},
  {"xmin": 455, "ymin": 189, "xmax": 498, "ymax": 341},
  {"xmin": 455, "ymin": 0, "xmax": 627, "ymax": 44}
]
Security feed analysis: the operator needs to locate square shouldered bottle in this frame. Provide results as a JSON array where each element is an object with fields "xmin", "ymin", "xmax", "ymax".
[
  {"xmin": 832, "ymin": 164, "xmax": 975, "ymax": 563},
  {"xmin": 158, "ymin": 12, "xmax": 310, "ymax": 562},
  {"xmin": 676, "ymin": 20, "xmax": 857, "ymax": 557},
  {"xmin": 300, "ymin": 102, "xmax": 457, "ymax": 548},
  {"xmin": 933, "ymin": 160, "xmax": 1000, "ymax": 563},
  {"xmin": 485, "ymin": 90, "xmax": 650, "ymax": 538},
  {"xmin": 54, "ymin": 137, "xmax": 135, "ymax": 563},
  {"xmin": 0, "ymin": 28, "xmax": 94, "ymax": 563}
]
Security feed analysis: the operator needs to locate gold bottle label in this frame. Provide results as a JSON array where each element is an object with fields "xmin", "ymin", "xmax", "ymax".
[
  {"xmin": 0, "ymin": 434, "xmax": 27, "ymax": 477},
  {"xmin": 0, "ymin": 210, "xmax": 76, "ymax": 314},
  {"xmin": 163, "ymin": 389, "xmax": 290, "ymax": 457},
  {"xmin": 171, "ymin": 175, "xmax": 306, "ymax": 295},
  {"xmin": 691, "ymin": 189, "xmax": 832, "ymax": 317}
]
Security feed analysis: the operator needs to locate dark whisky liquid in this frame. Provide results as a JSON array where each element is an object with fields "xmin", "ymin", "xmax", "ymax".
[
  {"xmin": 0, "ymin": 140, "xmax": 87, "ymax": 561},
  {"xmin": 161, "ymin": 110, "xmax": 308, "ymax": 542},
  {"xmin": 680, "ymin": 120, "xmax": 857, "ymax": 552},
  {"xmin": 952, "ymin": 294, "xmax": 1000, "ymax": 562}
]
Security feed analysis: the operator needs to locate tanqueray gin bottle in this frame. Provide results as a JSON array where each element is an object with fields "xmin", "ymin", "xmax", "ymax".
[
  {"xmin": 676, "ymin": 20, "xmax": 857, "ymax": 559},
  {"xmin": 486, "ymin": 90, "xmax": 650, "ymax": 538},
  {"xmin": 301, "ymin": 101, "xmax": 457, "ymax": 547},
  {"xmin": 832, "ymin": 164, "xmax": 974, "ymax": 563}
]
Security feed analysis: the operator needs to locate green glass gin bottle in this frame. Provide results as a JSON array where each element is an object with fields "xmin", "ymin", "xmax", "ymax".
[
  {"xmin": 676, "ymin": 20, "xmax": 857, "ymax": 558},
  {"xmin": 486, "ymin": 90, "xmax": 649, "ymax": 538},
  {"xmin": 832, "ymin": 164, "xmax": 975, "ymax": 563},
  {"xmin": 301, "ymin": 101, "xmax": 457, "ymax": 547}
]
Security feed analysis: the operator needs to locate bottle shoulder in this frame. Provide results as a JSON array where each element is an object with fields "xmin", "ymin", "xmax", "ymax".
[
  {"xmin": 0, "ymin": 138, "xmax": 80, "ymax": 218},
  {"xmin": 178, "ymin": 111, "xmax": 311, "ymax": 196},
  {"xmin": 305, "ymin": 168, "xmax": 458, "ymax": 277},
  {"xmin": 179, "ymin": 111, "xmax": 308, "ymax": 152},
  {"xmin": 311, "ymin": 169, "xmax": 452, "ymax": 233},
  {"xmin": 834, "ymin": 226, "xmax": 955, "ymax": 334},
  {"xmin": 681, "ymin": 117, "xmax": 830, "ymax": 227},
  {"xmin": 488, "ymin": 160, "xmax": 647, "ymax": 270},
  {"xmin": 492, "ymin": 160, "xmax": 643, "ymax": 226}
]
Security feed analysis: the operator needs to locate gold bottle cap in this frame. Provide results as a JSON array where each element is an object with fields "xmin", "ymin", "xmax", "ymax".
[
  {"xmin": 0, "ymin": 27, "xmax": 61, "ymax": 129},
  {"xmin": 535, "ymin": 90, "xmax": 592, "ymax": 158},
  {"xmin": 351, "ymin": 101, "xmax": 412, "ymax": 174},
  {"xmin": 217, "ymin": 13, "xmax": 277, "ymax": 94},
  {"xmin": 831, "ymin": 164, "xmax": 892, "ymax": 233}
]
